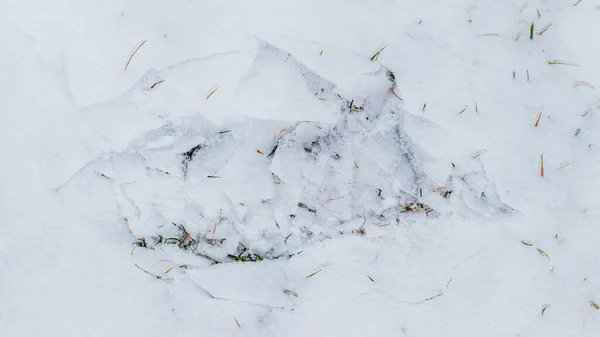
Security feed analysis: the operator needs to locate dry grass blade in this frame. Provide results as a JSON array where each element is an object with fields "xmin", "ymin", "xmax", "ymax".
[
  {"xmin": 124, "ymin": 39, "xmax": 147, "ymax": 71},
  {"xmin": 537, "ymin": 248, "xmax": 550, "ymax": 260},
  {"xmin": 540, "ymin": 154, "xmax": 545, "ymax": 177},
  {"xmin": 306, "ymin": 269, "xmax": 322, "ymax": 278},
  {"xmin": 538, "ymin": 23, "xmax": 553, "ymax": 35},
  {"xmin": 324, "ymin": 195, "xmax": 345, "ymax": 205},
  {"xmin": 370, "ymin": 44, "xmax": 388, "ymax": 61},
  {"xmin": 472, "ymin": 149, "xmax": 488, "ymax": 158},
  {"xmin": 534, "ymin": 108, "xmax": 543, "ymax": 127},
  {"xmin": 574, "ymin": 81, "xmax": 594, "ymax": 89},
  {"xmin": 149, "ymin": 80, "xmax": 164, "ymax": 90},
  {"xmin": 205, "ymin": 86, "xmax": 220, "ymax": 100},
  {"xmin": 548, "ymin": 60, "xmax": 580, "ymax": 67},
  {"xmin": 391, "ymin": 89, "xmax": 403, "ymax": 101}
]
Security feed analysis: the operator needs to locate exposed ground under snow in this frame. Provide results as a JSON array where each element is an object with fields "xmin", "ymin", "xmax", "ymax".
[{"xmin": 1, "ymin": 1, "xmax": 600, "ymax": 336}]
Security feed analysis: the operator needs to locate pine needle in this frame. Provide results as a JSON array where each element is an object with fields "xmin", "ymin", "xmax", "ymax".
[
  {"xmin": 540, "ymin": 154, "xmax": 545, "ymax": 177},
  {"xmin": 573, "ymin": 0, "xmax": 583, "ymax": 6},
  {"xmin": 591, "ymin": 301, "xmax": 600, "ymax": 310},
  {"xmin": 207, "ymin": 175, "xmax": 222, "ymax": 179},
  {"xmin": 457, "ymin": 106, "xmax": 468, "ymax": 114},
  {"xmin": 475, "ymin": 103, "xmax": 478, "ymax": 113},
  {"xmin": 521, "ymin": 241, "xmax": 534, "ymax": 246},
  {"xmin": 256, "ymin": 149, "xmax": 264, "ymax": 155},
  {"xmin": 377, "ymin": 223, "xmax": 390, "ymax": 227},
  {"xmin": 319, "ymin": 49, "xmax": 324, "ymax": 55},
  {"xmin": 124, "ymin": 39, "xmax": 147, "ymax": 71},
  {"xmin": 582, "ymin": 108, "xmax": 592, "ymax": 116},
  {"xmin": 164, "ymin": 266, "xmax": 174, "ymax": 274},
  {"xmin": 306, "ymin": 269, "xmax": 322, "ymax": 278},
  {"xmin": 234, "ymin": 318, "xmax": 241, "ymax": 328}
]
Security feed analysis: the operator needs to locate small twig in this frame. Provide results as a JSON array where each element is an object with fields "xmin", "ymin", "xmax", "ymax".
[{"xmin": 124, "ymin": 39, "xmax": 147, "ymax": 71}]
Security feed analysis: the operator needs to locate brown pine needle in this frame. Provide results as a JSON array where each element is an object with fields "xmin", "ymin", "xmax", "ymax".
[
  {"xmin": 205, "ymin": 86, "xmax": 220, "ymax": 100},
  {"xmin": 535, "ymin": 109, "xmax": 543, "ymax": 127},
  {"xmin": 306, "ymin": 269, "xmax": 322, "ymax": 278},
  {"xmin": 574, "ymin": 81, "xmax": 594, "ymax": 89},
  {"xmin": 391, "ymin": 89, "xmax": 403, "ymax": 101},
  {"xmin": 548, "ymin": 60, "xmax": 580, "ymax": 67},
  {"xmin": 124, "ymin": 39, "xmax": 147, "ymax": 71},
  {"xmin": 521, "ymin": 240, "xmax": 534, "ymax": 246},
  {"xmin": 458, "ymin": 107, "xmax": 468, "ymax": 114},
  {"xmin": 234, "ymin": 318, "xmax": 241, "ymax": 328},
  {"xmin": 472, "ymin": 149, "xmax": 488, "ymax": 158},
  {"xmin": 540, "ymin": 154, "xmax": 545, "ymax": 177},
  {"xmin": 207, "ymin": 175, "xmax": 222, "ymax": 179},
  {"xmin": 324, "ymin": 195, "xmax": 345, "ymax": 205},
  {"xmin": 164, "ymin": 266, "xmax": 174, "ymax": 274},
  {"xmin": 574, "ymin": 0, "xmax": 583, "ymax": 6},
  {"xmin": 538, "ymin": 23, "xmax": 553, "ymax": 35},
  {"xmin": 475, "ymin": 103, "xmax": 478, "ymax": 113},
  {"xmin": 318, "ymin": 97, "xmax": 327, "ymax": 101},
  {"xmin": 377, "ymin": 223, "xmax": 390, "ymax": 227},
  {"xmin": 256, "ymin": 149, "xmax": 264, "ymax": 155}
]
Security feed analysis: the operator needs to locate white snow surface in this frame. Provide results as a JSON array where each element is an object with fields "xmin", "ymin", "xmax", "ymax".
[{"xmin": 2, "ymin": 1, "xmax": 600, "ymax": 336}]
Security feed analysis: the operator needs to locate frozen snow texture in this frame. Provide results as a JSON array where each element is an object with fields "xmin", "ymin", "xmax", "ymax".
[{"xmin": 2, "ymin": 1, "xmax": 600, "ymax": 337}]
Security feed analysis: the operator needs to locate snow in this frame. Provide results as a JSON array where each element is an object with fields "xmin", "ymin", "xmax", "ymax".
[{"xmin": 2, "ymin": 1, "xmax": 600, "ymax": 336}]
